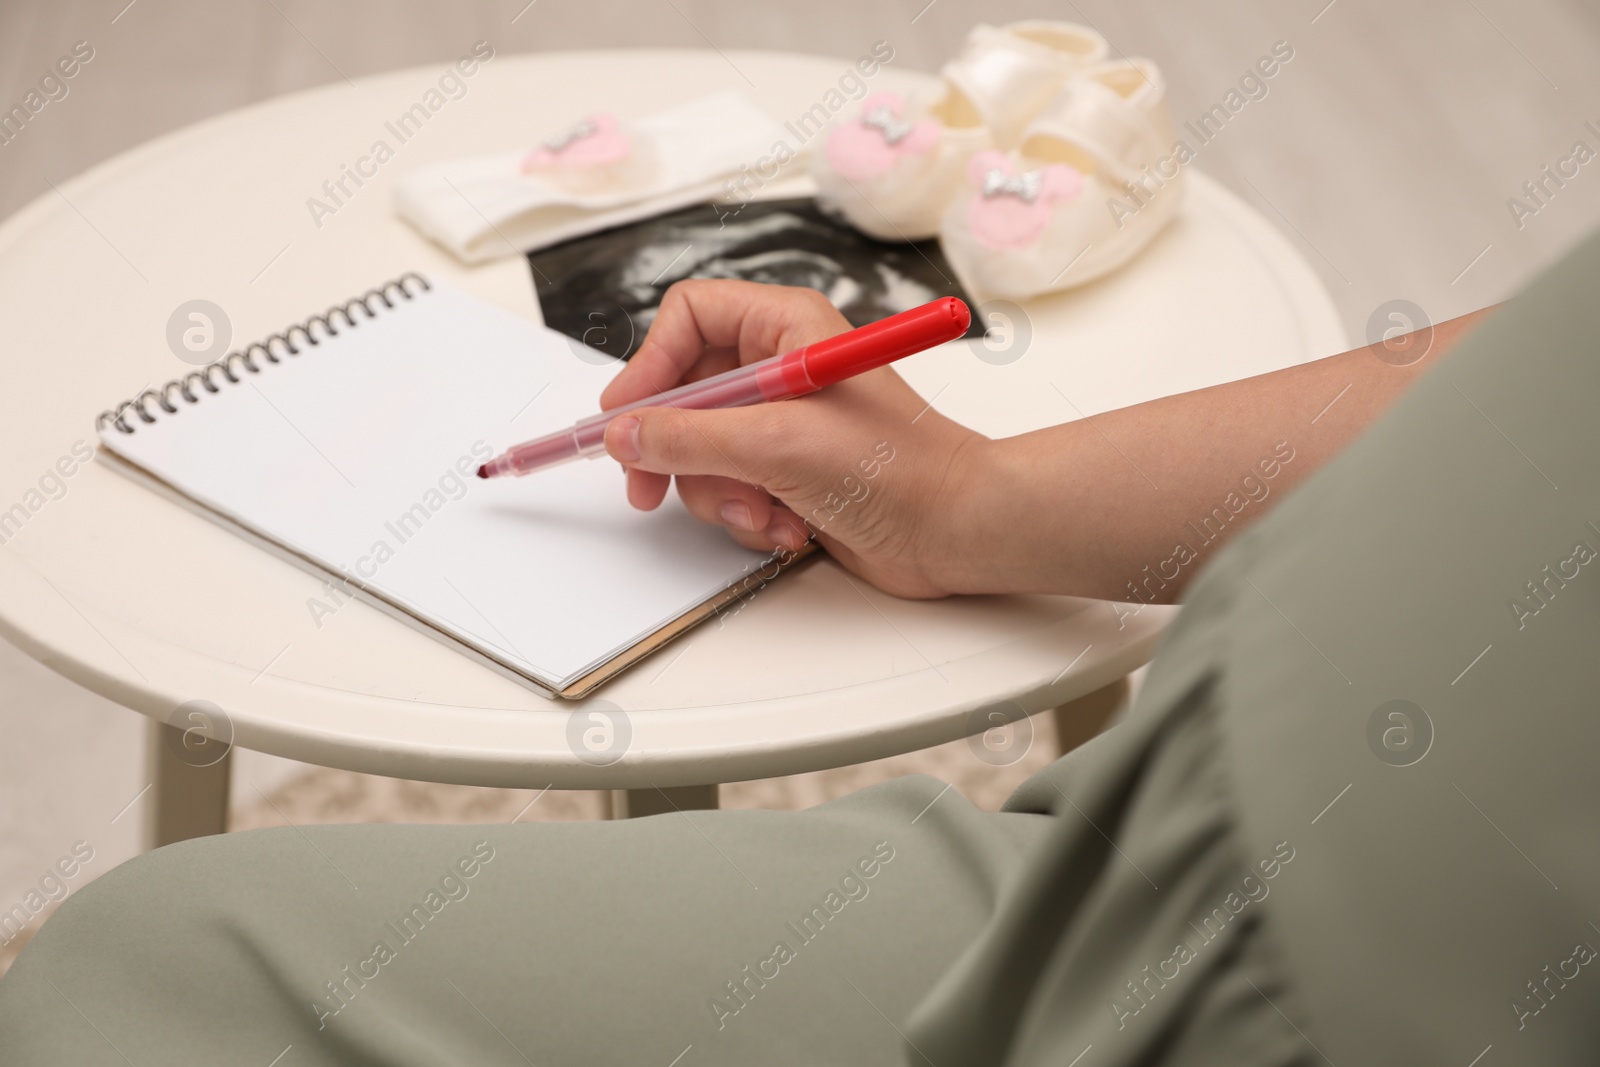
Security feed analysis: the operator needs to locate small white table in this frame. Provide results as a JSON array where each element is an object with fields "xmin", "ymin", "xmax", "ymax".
[{"xmin": 0, "ymin": 50, "xmax": 1345, "ymax": 840}]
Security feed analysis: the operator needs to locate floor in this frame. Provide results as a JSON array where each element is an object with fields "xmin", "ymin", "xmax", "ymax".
[{"xmin": 4, "ymin": 0, "xmax": 1600, "ymax": 971}]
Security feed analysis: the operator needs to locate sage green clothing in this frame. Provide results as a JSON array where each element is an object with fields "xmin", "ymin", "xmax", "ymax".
[
  {"xmin": 0, "ymin": 723, "xmax": 1306, "ymax": 1066},
  {"xmin": 0, "ymin": 784, "xmax": 1065, "ymax": 1065},
  {"xmin": 6, "ymin": 230, "xmax": 1600, "ymax": 1064}
]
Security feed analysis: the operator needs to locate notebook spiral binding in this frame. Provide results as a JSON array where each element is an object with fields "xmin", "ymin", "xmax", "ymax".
[{"xmin": 96, "ymin": 273, "xmax": 432, "ymax": 435}]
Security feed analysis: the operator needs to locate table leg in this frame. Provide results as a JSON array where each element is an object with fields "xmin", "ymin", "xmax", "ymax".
[
  {"xmin": 1052, "ymin": 676, "xmax": 1131, "ymax": 756},
  {"xmin": 146, "ymin": 720, "xmax": 232, "ymax": 849},
  {"xmin": 610, "ymin": 784, "xmax": 718, "ymax": 819}
]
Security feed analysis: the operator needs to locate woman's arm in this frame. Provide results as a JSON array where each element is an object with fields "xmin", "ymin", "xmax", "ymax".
[
  {"xmin": 600, "ymin": 280, "xmax": 1491, "ymax": 602},
  {"xmin": 948, "ymin": 306, "xmax": 1494, "ymax": 600}
]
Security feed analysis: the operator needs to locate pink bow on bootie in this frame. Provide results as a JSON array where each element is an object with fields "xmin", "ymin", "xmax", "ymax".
[
  {"xmin": 964, "ymin": 150, "xmax": 1084, "ymax": 249},
  {"xmin": 824, "ymin": 93, "xmax": 940, "ymax": 181},
  {"xmin": 520, "ymin": 113, "xmax": 631, "ymax": 173}
]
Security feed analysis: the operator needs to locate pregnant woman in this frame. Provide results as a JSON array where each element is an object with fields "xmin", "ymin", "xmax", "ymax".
[{"xmin": 3, "ymin": 234, "xmax": 1596, "ymax": 1066}]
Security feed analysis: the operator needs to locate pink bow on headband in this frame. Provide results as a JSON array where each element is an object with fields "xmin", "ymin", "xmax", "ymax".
[{"xmin": 520, "ymin": 113, "xmax": 631, "ymax": 173}]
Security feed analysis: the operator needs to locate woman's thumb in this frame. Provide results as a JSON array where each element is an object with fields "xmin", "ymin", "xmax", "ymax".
[{"xmin": 604, "ymin": 405, "xmax": 783, "ymax": 484}]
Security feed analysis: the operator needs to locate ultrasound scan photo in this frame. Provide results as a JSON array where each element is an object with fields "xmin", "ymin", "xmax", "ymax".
[{"xmin": 526, "ymin": 198, "xmax": 982, "ymax": 361}]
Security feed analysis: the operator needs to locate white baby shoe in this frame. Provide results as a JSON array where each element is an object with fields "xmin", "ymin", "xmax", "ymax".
[
  {"xmin": 938, "ymin": 59, "xmax": 1184, "ymax": 299},
  {"xmin": 811, "ymin": 21, "xmax": 1107, "ymax": 241}
]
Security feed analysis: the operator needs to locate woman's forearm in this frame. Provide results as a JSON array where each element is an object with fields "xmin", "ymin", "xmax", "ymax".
[{"xmin": 946, "ymin": 308, "xmax": 1494, "ymax": 600}]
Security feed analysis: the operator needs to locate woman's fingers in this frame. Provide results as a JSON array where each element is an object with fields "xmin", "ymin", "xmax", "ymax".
[
  {"xmin": 604, "ymin": 404, "xmax": 792, "ymax": 486},
  {"xmin": 623, "ymin": 467, "xmax": 671, "ymax": 511},
  {"xmin": 762, "ymin": 505, "xmax": 811, "ymax": 552},
  {"xmin": 714, "ymin": 502, "xmax": 811, "ymax": 554},
  {"xmin": 599, "ymin": 279, "xmax": 849, "ymax": 411},
  {"xmin": 624, "ymin": 467, "xmax": 794, "ymax": 551},
  {"xmin": 675, "ymin": 475, "xmax": 776, "ymax": 534}
]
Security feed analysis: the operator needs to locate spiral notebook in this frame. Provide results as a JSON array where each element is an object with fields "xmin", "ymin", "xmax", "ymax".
[{"xmin": 95, "ymin": 275, "xmax": 808, "ymax": 698}]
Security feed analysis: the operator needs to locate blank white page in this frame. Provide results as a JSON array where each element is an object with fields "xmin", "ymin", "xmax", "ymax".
[{"xmin": 101, "ymin": 281, "xmax": 767, "ymax": 693}]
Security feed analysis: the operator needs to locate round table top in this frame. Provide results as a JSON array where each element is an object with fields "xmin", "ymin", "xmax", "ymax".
[{"xmin": 0, "ymin": 49, "xmax": 1346, "ymax": 789}]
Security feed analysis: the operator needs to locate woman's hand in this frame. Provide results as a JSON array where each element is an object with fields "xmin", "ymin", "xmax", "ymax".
[{"xmin": 599, "ymin": 280, "xmax": 988, "ymax": 599}]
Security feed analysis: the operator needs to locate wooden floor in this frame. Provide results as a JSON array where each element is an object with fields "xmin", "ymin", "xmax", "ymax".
[{"xmin": 3, "ymin": 0, "xmax": 1599, "ymax": 960}]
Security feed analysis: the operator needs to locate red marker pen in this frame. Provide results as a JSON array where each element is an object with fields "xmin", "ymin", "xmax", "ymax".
[{"xmin": 478, "ymin": 296, "xmax": 971, "ymax": 479}]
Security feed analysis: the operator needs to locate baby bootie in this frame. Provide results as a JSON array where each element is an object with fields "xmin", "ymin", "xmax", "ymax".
[
  {"xmin": 938, "ymin": 59, "xmax": 1184, "ymax": 299},
  {"xmin": 812, "ymin": 21, "xmax": 1107, "ymax": 241}
]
